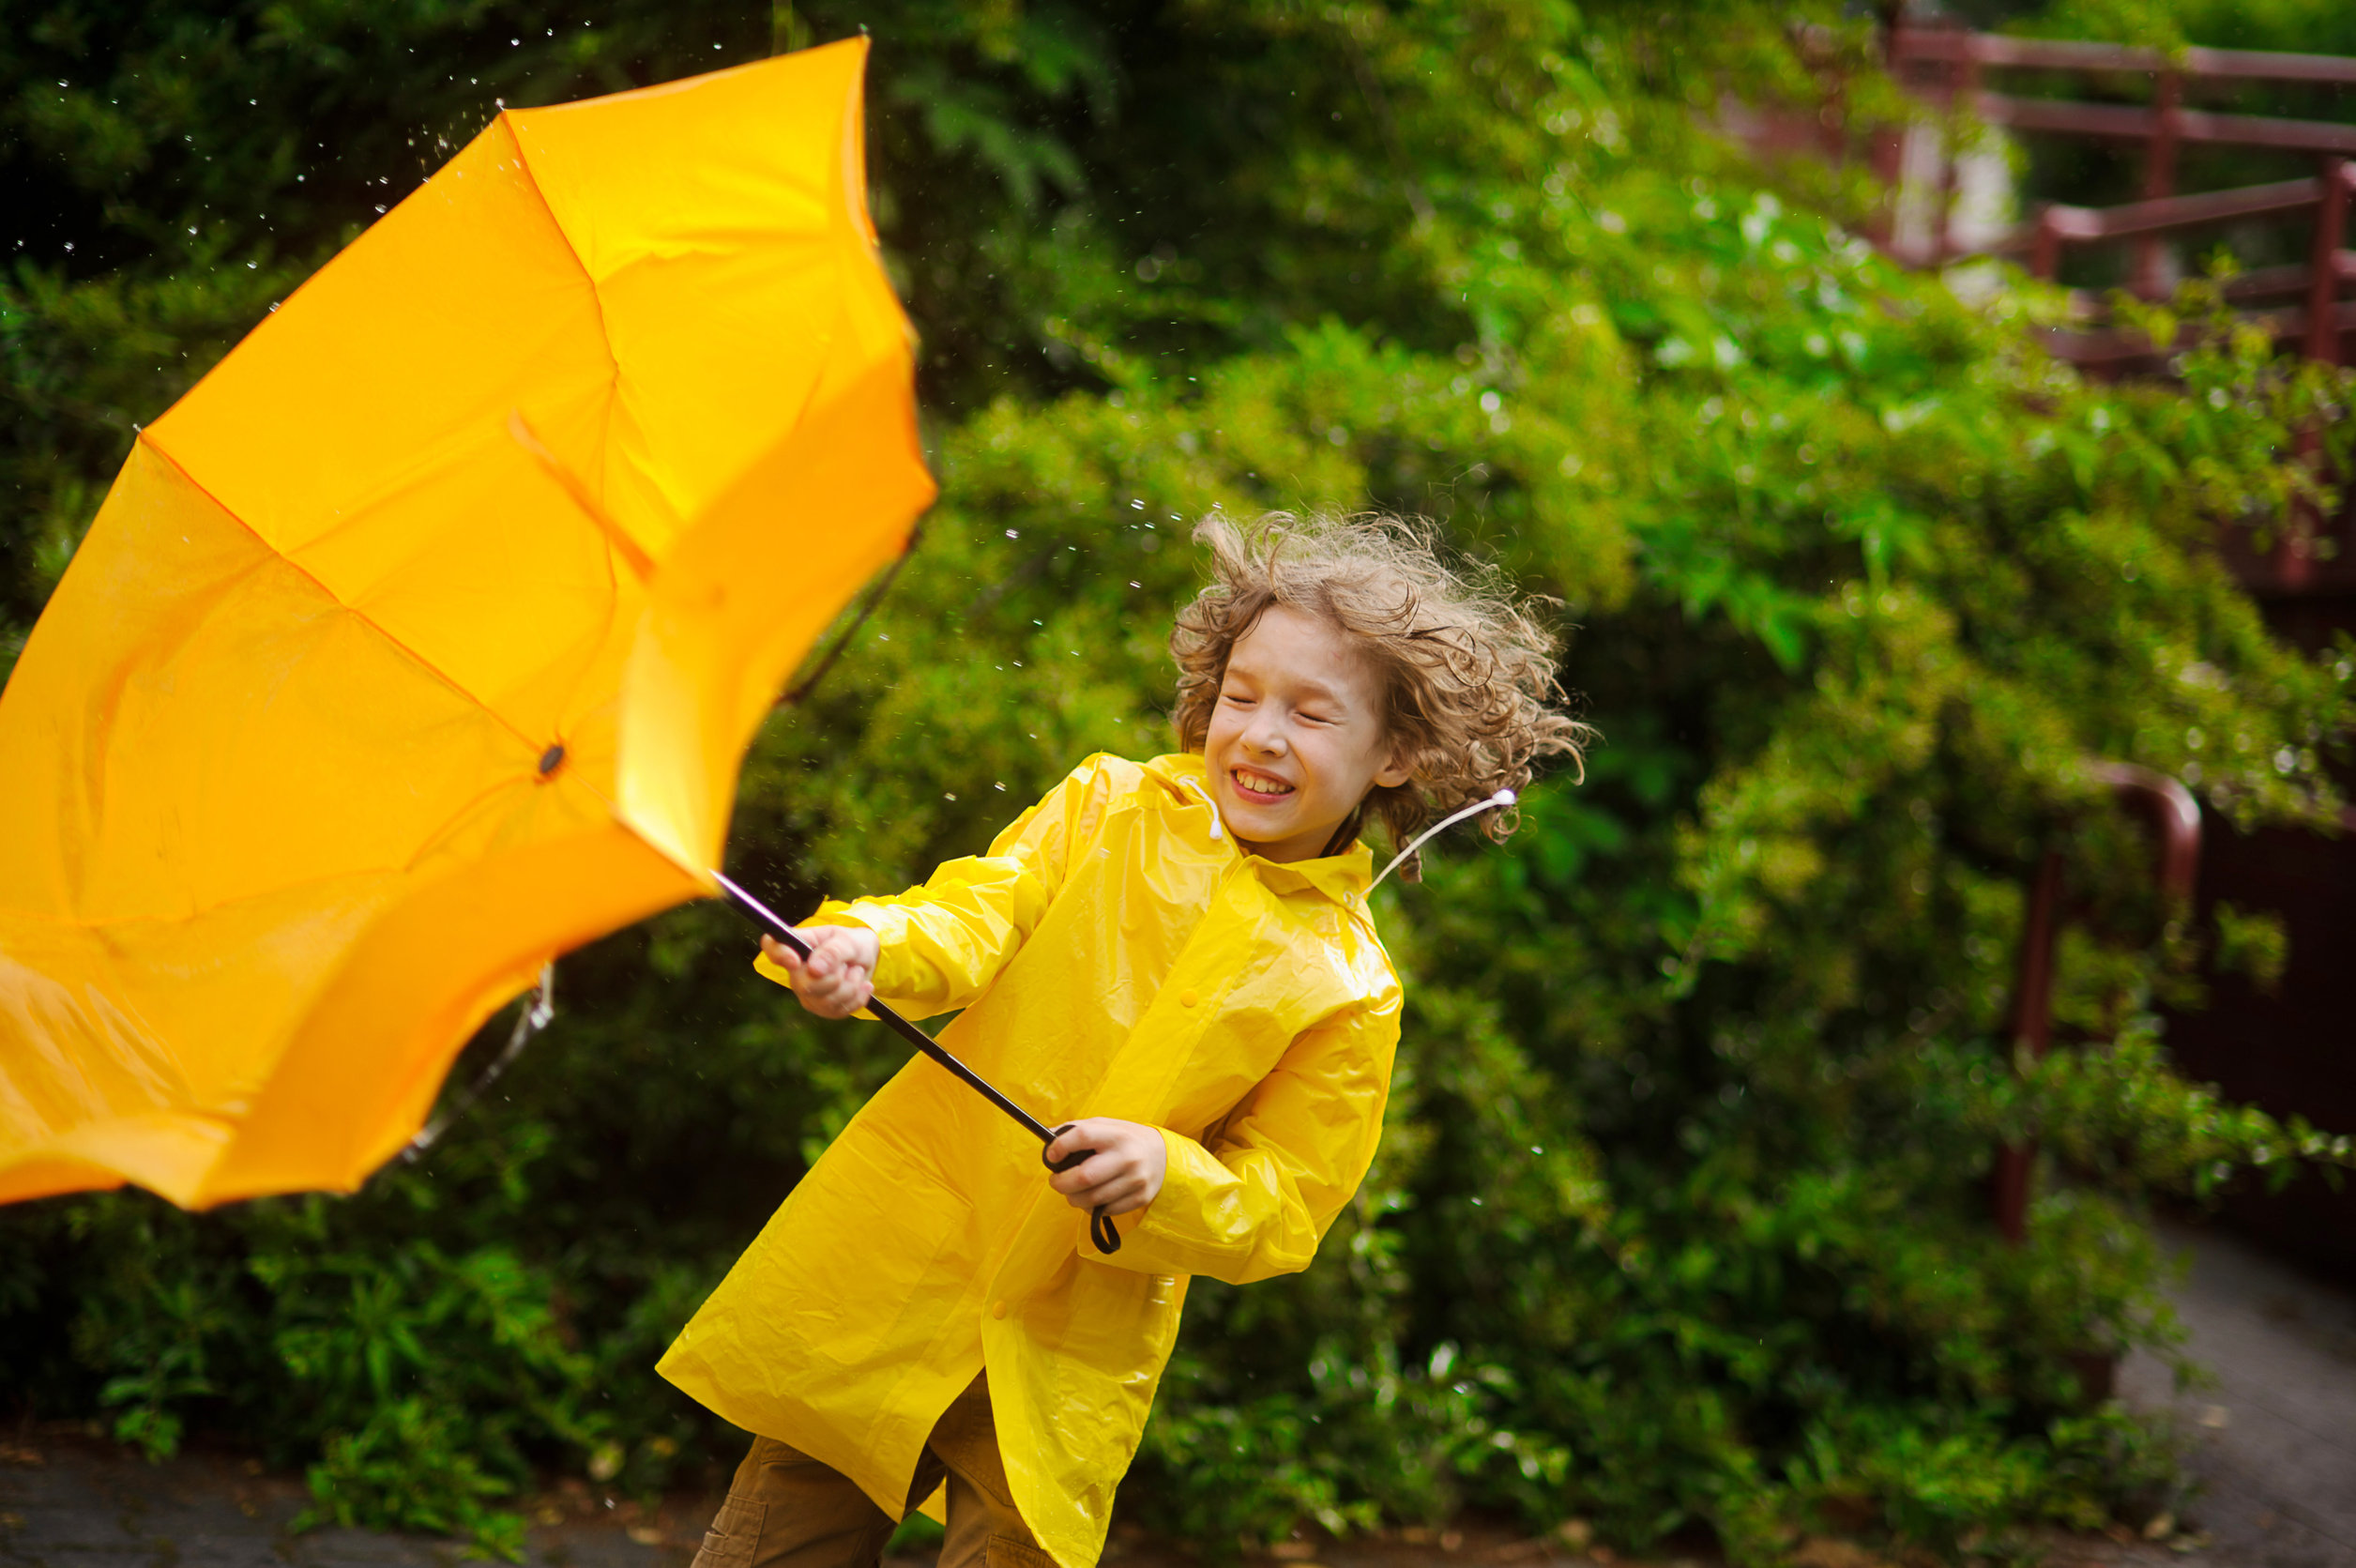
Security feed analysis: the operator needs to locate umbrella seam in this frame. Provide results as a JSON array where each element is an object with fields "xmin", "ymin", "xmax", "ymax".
[
  {"xmin": 136, "ymin": 432, "xmax": 545, "ymax": 760},
  {"xmin": 499, "ymin": 118, "xmax": 644, "ymax": 745},
  {"xmin": 498, "ymin": 117, "xmax": 630, "ymax": 540}
]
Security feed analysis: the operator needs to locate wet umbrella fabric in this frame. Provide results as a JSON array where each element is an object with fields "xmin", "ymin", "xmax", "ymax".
[{"xmin": 0, "ymin": 38, "xmax": 934, "ymax": 1208}]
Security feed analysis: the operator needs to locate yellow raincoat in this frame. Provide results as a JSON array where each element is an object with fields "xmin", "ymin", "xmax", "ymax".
[{"xmin": 658, "ymin": 752, "xmax": 1401, "ymax": 1567}]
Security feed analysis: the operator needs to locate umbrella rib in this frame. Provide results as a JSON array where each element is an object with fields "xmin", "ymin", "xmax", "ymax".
[
  {"xmin": 138, "ymin": 432, "xmax": 546, "ymax": 761},
  {"xmin": 506, "ymin": 412, "xmax": 654, "ymax": 579},
  {"xmin": 495, "ymin": 124, "xmax": 663, "ymax": 754},
  {"xmin": 499, "ymin": 125, "xmax": 633, "ymax": 552}
]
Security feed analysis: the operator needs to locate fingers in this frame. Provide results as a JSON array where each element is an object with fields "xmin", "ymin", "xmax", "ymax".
[
  {"xmin": 1077, "ymin": 1174, "xmax": 1152, "ymax": 1217},
  {"xmin": 1045, "ymin": 1119, "xmax": 1165, "ymax": 1220},
  {"xmin": 1052, "ymin": 1157, "xmax": 1140, "ymax": 1210},
  {"xmin": 1045, "ymin": 1119, "xmax": 1155, "ymax": 1213},
  {"xmin": 761, "ymin": 929, "xmax": 872, "ymax": 1019},
  {"xmin": 1041, "ymin": 1119, "xmax": 1097, "ymax": 1168},
  {"xmin": 1047, "ymin": 1152, "xmax": 1112, "ymax": 1198},
  {"xmin": 804, "ymin": 976, "xmax": 874, "ymax": 1019},
  {"xmin": 1043, "ymin": 1118, "xmax": 1125, "ymax": 1176}
]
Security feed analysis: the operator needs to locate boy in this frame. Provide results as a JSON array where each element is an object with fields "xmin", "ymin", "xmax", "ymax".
[{"xmin": 661, "ymin": 512, "xmax": 1583, "ymax": 1568}]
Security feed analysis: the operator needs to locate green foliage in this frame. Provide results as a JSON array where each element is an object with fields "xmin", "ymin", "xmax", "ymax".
[
  {"xmin": 2209, "ymin": 901, "xmax": 2289, "ymax": 992},
  {"xmin": 5, "ymin": 0, "xmax": 2356, "ymax": 1562},
  {"xmin": 16, "ymin": 1125, "xmax": 708, "ymax": 1555}
]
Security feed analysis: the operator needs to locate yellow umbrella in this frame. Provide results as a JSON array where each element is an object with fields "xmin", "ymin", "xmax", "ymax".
[{"xmin": 0, "ymin": 38, "xmax": 933, "ymax": 1209}]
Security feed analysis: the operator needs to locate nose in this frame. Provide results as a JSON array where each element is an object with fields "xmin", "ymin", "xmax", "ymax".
[{"xmin": 1241, "ymin": 708, "xmax": 1288, "ymax": 756}]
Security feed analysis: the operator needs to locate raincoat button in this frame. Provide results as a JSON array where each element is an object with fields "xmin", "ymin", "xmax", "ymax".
[
  {"xmin": 1178, "ymin": 988, "xmax": 1198, "ymax": 1008},
  {"xmin": 991, "ymin": 1300, "xmax": 1009, "ymax": 1320}
]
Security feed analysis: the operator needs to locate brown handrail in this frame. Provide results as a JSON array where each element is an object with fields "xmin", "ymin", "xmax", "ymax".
[
  {"xmin": 2014, "ymin": 163, "xmax": 2356, "ymax": 306},
  {"xmin": 1895, "ymin": 27, "xmax": 2356, "ymax": 89},
  {"xmin": 2092, "ymin": 763, "xmax": 2202, "ymax": 904},
  {"xmin": 2219, "ymin": 253, "xmax": 2356, "ymax": 304},
  {"xmin": 1993, "ymin": 763, "xmax": 2200, "ymax": 1244},
  {"xmin": 2041, "ymin": 174, "xmax": 2329, "ymax": 244},
  {"xmin": 2041, "ymin": 302, "xmax": 2356, "ymax": 370},
  {"xmin": 1977, "ymin": 94, "xmax": 2356, "ymax": 158}
]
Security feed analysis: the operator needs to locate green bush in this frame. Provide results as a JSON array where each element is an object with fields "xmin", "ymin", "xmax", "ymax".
[{"xmin": 6, "ymin": 0, "xmax": 2355, "ymax": 1560}]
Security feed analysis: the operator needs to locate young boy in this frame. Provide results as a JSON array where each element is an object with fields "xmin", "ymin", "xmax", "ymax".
[{"xmin": 660, "ymin": 512, "xmax": 1582, "ymax": 1568}]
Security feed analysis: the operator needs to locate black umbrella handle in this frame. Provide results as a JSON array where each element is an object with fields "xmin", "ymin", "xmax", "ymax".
[{"xmin": 714, "ymin": 872, "xmax": 1120, "ymax": 1254}]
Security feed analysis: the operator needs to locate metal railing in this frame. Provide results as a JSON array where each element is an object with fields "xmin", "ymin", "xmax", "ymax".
[
  {"xmin": 1994, "ymin": 765, "xmax": 2201, "ymax": 1244},
  {"xmin": 1874, "ymin": 21, "xmax": 2356, "ymax": 593},
  {"xmin": 1887, "ymin": 22, "xmax": 2356, "ymax": 290}
]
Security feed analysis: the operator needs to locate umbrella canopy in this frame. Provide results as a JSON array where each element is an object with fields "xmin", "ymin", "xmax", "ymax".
[{"xmin": 0, "ymin": 38, "xmax": 934, "ymax": 1209}]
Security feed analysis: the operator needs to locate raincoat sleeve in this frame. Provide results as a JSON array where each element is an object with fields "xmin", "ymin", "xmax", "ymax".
[
  {"xmin": 1101, "ymin": 985, "xmax": 1403, "ymax": 1286},
  {"xmin": 753, "ymin": 759, "xmax": 1111, "ymax": 1021}
]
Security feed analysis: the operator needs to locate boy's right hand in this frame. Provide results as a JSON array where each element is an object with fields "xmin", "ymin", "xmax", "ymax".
[{"xmin": 762, "ymin": 927, "xmax": 880, "ymax": 1019}]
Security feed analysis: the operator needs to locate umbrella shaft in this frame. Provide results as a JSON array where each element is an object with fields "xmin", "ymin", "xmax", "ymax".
[{"xmin": 713, "ymin": 873, "xmax": 1058, "ymax": 1144}]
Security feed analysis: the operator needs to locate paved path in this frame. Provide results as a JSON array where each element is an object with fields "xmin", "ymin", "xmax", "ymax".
[
  {"xmin": 3, "ymin": 1216, "xmax": 2349, "ymax": 1568},
  {"xmin": 2120, "ymin": 1218, "xmax": 2356, "ymax": 1568},
  {"xmin": 0, "ymin": 1440, "xmax": 700, "ymax": 1568}
]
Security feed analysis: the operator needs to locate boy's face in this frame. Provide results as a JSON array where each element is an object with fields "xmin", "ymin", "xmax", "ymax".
[{"xmin": 1203, "ymin": 605, "xmax": 1410, "ymax": 863}]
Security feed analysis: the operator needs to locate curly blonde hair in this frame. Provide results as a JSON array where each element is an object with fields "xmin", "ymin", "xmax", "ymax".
[{"xmin": 1171, "ymin": 510, "xmax": 1589, "ymax": 875}]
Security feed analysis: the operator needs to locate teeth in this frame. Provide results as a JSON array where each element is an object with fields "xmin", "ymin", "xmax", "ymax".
[{"xmin": 1235, "ymin": 769, "xmax": 1293, "ymax": 795}]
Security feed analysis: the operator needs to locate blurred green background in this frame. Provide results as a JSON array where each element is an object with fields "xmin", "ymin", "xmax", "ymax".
[{"xmin": 4, "ymin": 1, "xmax": 2355, "ymax": 1560}]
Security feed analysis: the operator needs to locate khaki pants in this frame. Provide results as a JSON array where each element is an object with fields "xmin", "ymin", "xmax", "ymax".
[{"xmin": 691, "ymin": 1376, "xmax": 1056, "ymax": 1568}]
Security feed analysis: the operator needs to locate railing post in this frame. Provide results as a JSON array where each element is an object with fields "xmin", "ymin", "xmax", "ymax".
[
  {"xmin": 1869, "ymin": 122, "xmax": 1907, "ymax": 251},
  {"xmin": 2031, "ymin": 206, "xmax": 2065, "ymax": 280},
  {"xmin": 1936, "ymin": 39, "xmax": 1981, "ymax": 264},
  {"xmin": 2307, "ymin": 158, "xmax": 2351, "ymax": 366},
  {"xmin": 2280, "ymin": 159, "xmax": 2351, "ymax": 591},
  {"xmin": 2134, "ymin": 68, "xmax": 2183, "ymax": 298},
  {"xmin": 1869, "ymin": 10, "xmax": 1910, "ymax": 252},
  {"xmin": 1995, "ymin": 848, "xmax": 2064, "ymax": 1245}
]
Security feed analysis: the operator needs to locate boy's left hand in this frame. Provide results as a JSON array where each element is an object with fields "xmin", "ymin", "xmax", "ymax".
[{"xmin": 1043, "ymin": 1119, "xmax": 1166, "ymax": 1218}]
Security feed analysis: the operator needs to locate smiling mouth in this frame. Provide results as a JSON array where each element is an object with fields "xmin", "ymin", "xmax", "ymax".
[{"xmin": 1230, "ymin": 767, "xmax": 1296, "ymax": 800}]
